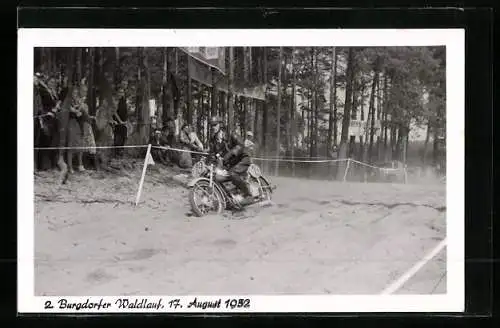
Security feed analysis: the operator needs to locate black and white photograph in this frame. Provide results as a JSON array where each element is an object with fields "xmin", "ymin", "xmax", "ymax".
[{"xmin": 18, "ymin": 29, "xmax": 464, "ymax": 313}]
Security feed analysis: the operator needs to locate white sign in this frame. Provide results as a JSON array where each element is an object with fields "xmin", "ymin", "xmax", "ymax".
[
  {"xmin": 149, "ymin": 99, "xmax": 156, "ymax": 117},
  {"xmin": 203, "ymin": 47, "xmax": 219, "ymax": 59}
]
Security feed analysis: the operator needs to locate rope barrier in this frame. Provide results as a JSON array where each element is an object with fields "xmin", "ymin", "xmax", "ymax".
[
  {"xmin": 348, "ymin": 159, "xmax": 401, "ymax": 172},
  {"xmin": 252, "ymin": 157, "xmax": 348, "ymax": 163},
  {"xmin": 33, "ymin": 143, "xmax": 404, "ymax": 171},
  {"xmin": 33, "ymin": 145, "xmax": 149, "ymax": 151},
  {"xmin": 151, "ymin": 145, "xmax": 209, "ymax": 156}
]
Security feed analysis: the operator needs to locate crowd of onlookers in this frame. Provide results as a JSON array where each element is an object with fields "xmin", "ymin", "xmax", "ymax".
[
  {"xmin": 34, "ymin": 73, "xmax": 132, "ymax": 174},
  {"xmin": 34, "ymin": 73, "xmax": 259, "ymax": 176}
]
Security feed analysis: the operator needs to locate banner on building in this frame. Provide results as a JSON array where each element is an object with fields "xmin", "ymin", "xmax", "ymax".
[
  {"xmin": 180, "ymin": 47, "xmax": 266, "ymax": 101},
  {"xmin": 180, "ymin": 47, "xmax": 226, "ymax": 75}
]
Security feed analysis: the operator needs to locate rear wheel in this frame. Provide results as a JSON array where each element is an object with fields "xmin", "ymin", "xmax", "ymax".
[{"xmin": 189, "ymin": 180, "xmax": 225, "ymax": 217}]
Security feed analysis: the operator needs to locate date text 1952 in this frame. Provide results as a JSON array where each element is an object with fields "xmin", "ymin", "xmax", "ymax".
[{"xmin": 225, "ymin": 298, "xmax": 250, "ymax": 309}]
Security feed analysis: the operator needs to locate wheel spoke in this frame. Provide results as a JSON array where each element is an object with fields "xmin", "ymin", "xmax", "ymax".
[{"xmin": 193, "ymin": 184, "xmax": 220, "ymax": 213}]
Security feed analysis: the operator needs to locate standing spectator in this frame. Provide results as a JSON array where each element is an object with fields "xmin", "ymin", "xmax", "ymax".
[
  {"xmin": 34, "ymin": 74, "xmax": 45, "ymax": 171},
  {"xmin": 162, "ymin": 116, "xmax": 176, "ymax": 145},
  {"xmin": 66, "ymin": 86, "xmax": 85, "ymax": 173},
  {"xmin": 94, "ymin": 97, "xmax": 117, "ymax": 170},
  {"xmin": 244, "ymin": 131, "xmax": 257, "ymax": 157},
  {"xmin": 178, "ymin": 123, "xmax": 204, "ymax": 168},
  {"xmin": 77, "ymin": 80, "xmax": 97, "ymax": 169},
  {"xmin": 114, "ymin": 88, "xmax": 128, "ymax": 157},
  {"xmin": 57, "ymin": 75, "xmax": 69, "ymax": 103}
]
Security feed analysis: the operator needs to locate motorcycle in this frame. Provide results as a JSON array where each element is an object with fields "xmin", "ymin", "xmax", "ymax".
[{"xmin": 188, "ymin": 155, "xmax": 275, "ymax": 217}]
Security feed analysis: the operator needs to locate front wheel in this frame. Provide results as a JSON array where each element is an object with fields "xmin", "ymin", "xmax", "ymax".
[{"xmin": 189, "ymin": 180, "xmax": 225, "ymax": 217}]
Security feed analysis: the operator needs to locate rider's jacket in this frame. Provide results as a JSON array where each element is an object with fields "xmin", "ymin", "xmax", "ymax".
[{"xmin": 209, "ymin": 129, "xmax": 250, "ymax": 168}]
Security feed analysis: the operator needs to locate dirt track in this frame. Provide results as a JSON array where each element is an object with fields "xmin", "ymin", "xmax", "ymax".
[{"xmin": 34, "ymin": 164, "xmax": 446, "ymax": 296}]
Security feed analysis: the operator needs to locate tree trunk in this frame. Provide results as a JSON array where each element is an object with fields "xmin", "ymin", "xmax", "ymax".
[
  {"xmin": 87, "ymin": 48, "xmax": 96, "ymax": 116},
  {"xmin": 92, "ymin": 48, "xmax": 100, "ymax": 109},
  {"xmin": 262, "ymin": 47, "xmax": 268, "ymax": 159},
  {"xmin": 290, "ymin": 48, "xmax": 296, "ymax": 175},
  {"xmin": 383, "ymin": 74, "xmax": 390, "ymax": 162},
  {"xmin": 360, "ymin": 83, "xmax": 365, "ymax": 121},
  {"xmin": 368, "ymin": 68, "xmax": 380, "ymax": 162},
  {"xmin": 275, "ymin": 46, "xmax": 283, "ymax": 176},
  {"xmin": 248, "ymin": 46, "xmax": 253, "ymax": 84},
  {"xmin": 337, "ymin": 47, "xmax": 356, "ymax": 181},
  {"xmin": 309, "ymin": 49, "xmax": 315, "ymax": 158},
  {"xmin": 114, "ymin": 47, "xmax": 120, "ymax": 91},
  {"xmin": 283, "ymin": 51, "xmax": 290, "ymax": 153},
  {"xmin": 376, "ymin": 71, "xmax": 382, "ymax": 120},
  {"xmin": 75, "ymin": 48, "xmax": 82, "ymax": 84},
  {"xmin": 253, "ymin": 99, "xmax": 259, "ymax": 145},
  {"xmin": 162, "ymin": 47, "xmax": 169, "ymax": 125},
  {"xmin": 219, "ymin": 91, "xmax": 226, "ymax": 119},
  {"xmin": 328, "ymin": 47, "xmax": 337, "ymax": 152},
  {"xmin": 242, "ymin": 47, "xmax": 249, "ymax": 136},
  {"xmin": 46, "ymin": 48, "xmax": 52, "ymax": 74},
  {"xmin": 307, "ymin": 89, "xmax": 314, "ymax": 157},
  {"xmin": 98, "ymin": 48, "xmax": 104, "ymax": 106},
  {"xmin": 210, "ymin": 70, "xmax": 217, "ymax": 117},
  {"xmin": 186, "ymin": 55, "xmax": 193, "ymax": 125},
  {"xmin": 313, "ymin": 47, "xmax": 319, "ymax": 158},
  {"xmin": 142, "ymin": 49, "xmax": 151, "ymax": 143},
  {"xmin": 136, "ymin": 47, "xmax": 143, "ymax": 126},
  {"xmin": 198, "ymin": 87, "xmax": 204, "ymax": 143},
  {"xmin": 242, "ymin": 96, "xmax": 247, "ymax": 137},
  {"xmin": 422, "ymin": 120, "xmax": 431, "ymax": 165},
  {"xmin": 227, "ymin": 47, "xmax": 235, "ymax": 134},
  {"xmin": 257, "ymin": 48, "xmax": 263, "ymax": 83},
  {"xmin": 352, "ymin": 77, "xmax": 359, "ymax": 121}
]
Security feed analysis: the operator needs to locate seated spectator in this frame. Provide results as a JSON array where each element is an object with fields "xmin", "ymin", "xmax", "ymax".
[
  {"xmin": 177, "ymin": 123, "xmax": 204, "ymax": 169},
  {"xmin": 149, "ymin": 129, "xmax": 169, "ymax": 165}
]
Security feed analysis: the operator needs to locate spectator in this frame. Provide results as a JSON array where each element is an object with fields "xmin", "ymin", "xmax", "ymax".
[
  {"xmin": 178, "ymin": 123, "xmax": 204, "ymax": 169},
  {"xmin": 114, "ymin": 88, "xmax": 128, "ymax": 157},
  {"xmin": 179, "ymin": 123, "xmax": 204, "ymax": 151},
  {"xmin": 244, "ymin": 131, "xmax": 257, "ymax": 157},
  {"xmin": 162, "ymin": 116, "xmax": 176, "ymax": 146},
  {"xmin": 329, "ymin": 144, "xmax": 339, "ymax": 159},
  {"xmin": 149, "ymin": 129, "xmax": 169, "ymax": 165},
  {"xmin": 94, "ymin": 97, "xmax": 116, "ymax": 169},
  {"xmin": 77, "ymin": 81, "xmax": 97, "ymax": 169},
  {"xmin": 66, "ymin": 86, "xmax": 85, "ymax": 173}
]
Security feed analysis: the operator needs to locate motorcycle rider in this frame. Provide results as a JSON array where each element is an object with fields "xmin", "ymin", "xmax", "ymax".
[{"xmin": 208, "ymin": 116, "xmax": 253, "ymax": 205}]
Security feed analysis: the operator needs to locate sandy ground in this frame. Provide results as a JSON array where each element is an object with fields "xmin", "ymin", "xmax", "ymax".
[{"xmin": 34, "ymin": 163, "xmax": 446, "ymax": 296}]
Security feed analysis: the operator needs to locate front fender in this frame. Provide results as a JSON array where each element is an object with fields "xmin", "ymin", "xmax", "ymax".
[
  {"xmin": 187, "ymin": 177, "xmax": 210, "ymax": 188},
  {"xmin": 188, "ymin": 177, "xmax": 228, "ymax": 205}
]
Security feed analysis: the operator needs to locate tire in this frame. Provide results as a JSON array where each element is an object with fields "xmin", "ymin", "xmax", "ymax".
[{"xmin": 189, "ymin": 179, "xmax": 225, "ymax": 217}]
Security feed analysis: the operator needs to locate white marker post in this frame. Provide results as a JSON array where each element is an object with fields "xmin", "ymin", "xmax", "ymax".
[
  {"xmin": 343, "ymin": 158, "xmax": 351, "ymax": 182},
  {"xmin": 135, "ymin": 144, "xmax": 155, "ymax": 206}
]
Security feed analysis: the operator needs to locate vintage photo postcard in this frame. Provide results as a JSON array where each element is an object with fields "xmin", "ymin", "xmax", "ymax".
[{"xmin": 18, "ymin": 28, "xmax": 464, "ymax": 313}]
